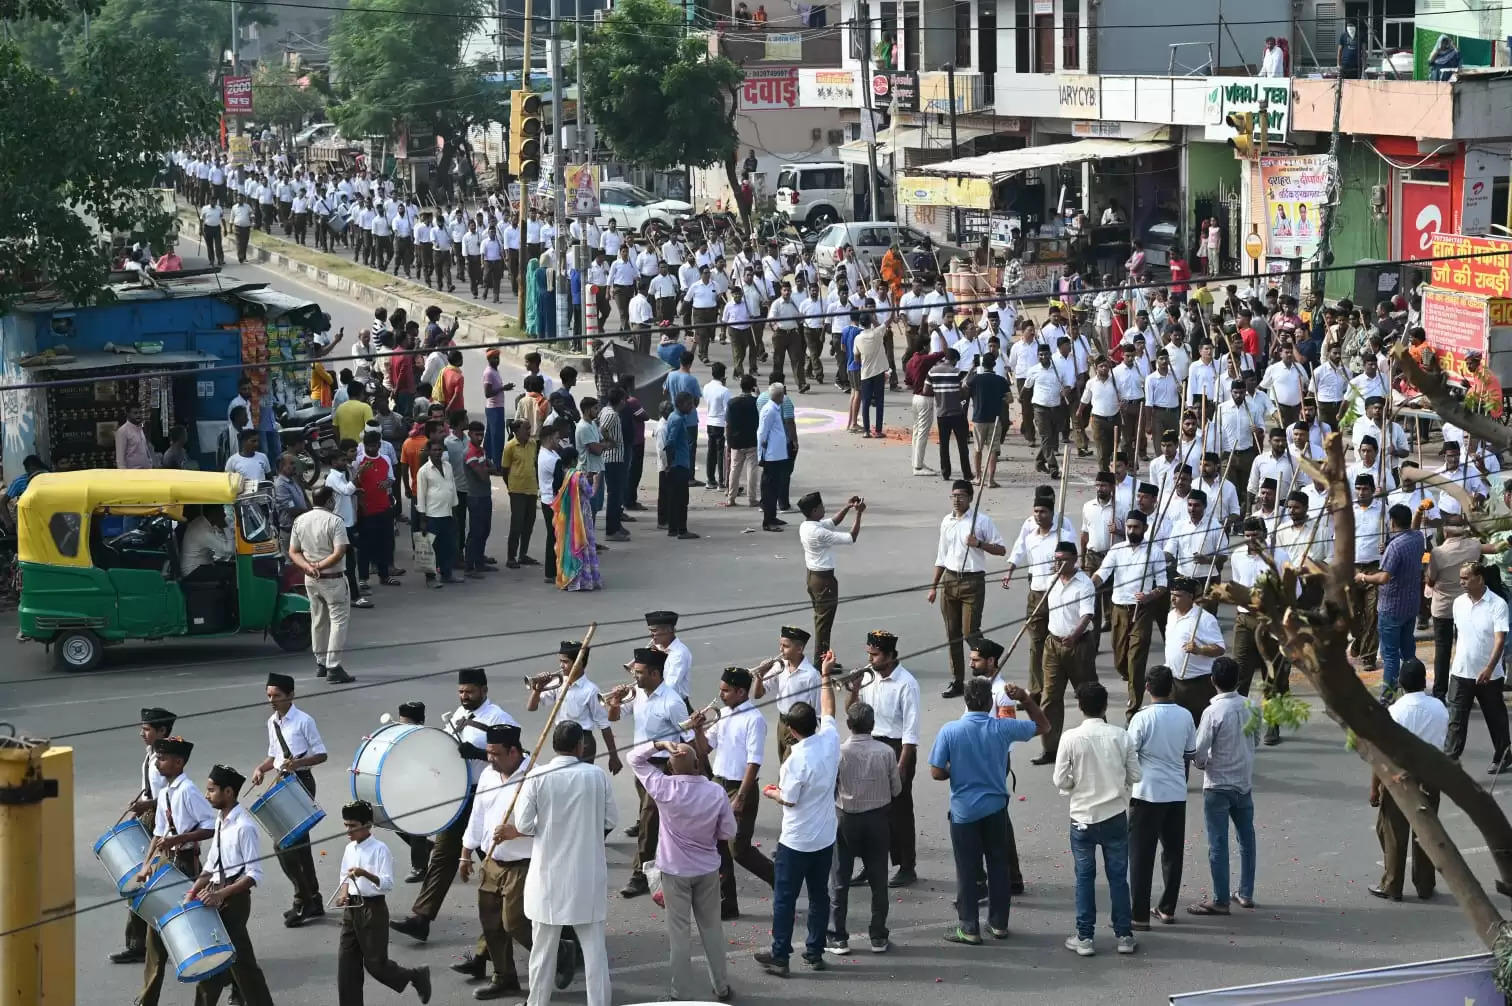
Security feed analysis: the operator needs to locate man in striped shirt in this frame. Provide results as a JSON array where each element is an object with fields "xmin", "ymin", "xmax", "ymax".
[{"xmin": 927, "ymin": 350, "xmax": 972, "ymax": 481}]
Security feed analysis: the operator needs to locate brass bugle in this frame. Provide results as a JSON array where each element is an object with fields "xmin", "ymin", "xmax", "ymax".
[
  {"xmin": 523, "ymin": 671, "xmax": 564, "ymax": 690},
  {"xmin": 827, "ymin": 666, "xmax": 877, "ymax": 689},
  {"xmin": 678, "ymin": 699, "xmax": 723, "ymax": 732},
  {"xmin": 599, "ymin": 683, "xmax": 635, "ymax": 705}
]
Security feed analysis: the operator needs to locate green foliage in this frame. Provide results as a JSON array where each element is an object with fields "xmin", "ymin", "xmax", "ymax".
[
  {"xmin": 1262, "ymin": 692, "xmax": 1312, "ymax": 731},
  {"xmin": 577, "ymin": 0, "xmax": 744, "ymax": 171},
  {"xmin": 0, "ymin": 37, "xmax": 218, "ymax": 314},
  {"xmin": 328, "ymin": 0, "xmax": 498, "ymax": 142},
  {"xmin": 1494, "ymin": 923, "xmax": 1512, "ymax": 998},
  {"xmin": 253, "ymin": 63, "xmax": 325, "ymax": 129}
]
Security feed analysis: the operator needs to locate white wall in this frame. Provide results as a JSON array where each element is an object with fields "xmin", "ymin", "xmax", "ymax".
[{"xmin": 691, "ymin": 107, "xmax": 845, "ymax": 210}]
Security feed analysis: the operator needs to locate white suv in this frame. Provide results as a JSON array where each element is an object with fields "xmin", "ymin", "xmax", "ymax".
[
  {"xmin": 775, "ymin": 162, "xmax": 848, "ymax": 230},
  {"xmin": 595, "ymin": 181, "xmax": 692, "ymax": 235}
]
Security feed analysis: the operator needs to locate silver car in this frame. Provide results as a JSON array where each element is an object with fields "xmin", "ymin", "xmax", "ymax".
[{"xmin": 812, "ymin": 221, "xmax": 934, "ymax": 280}]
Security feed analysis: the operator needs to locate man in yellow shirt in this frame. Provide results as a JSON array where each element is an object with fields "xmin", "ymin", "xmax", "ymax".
[
  {"xmin": 499, "ymin": 419, "xmax": 541, "ymax": 568},
  {"xmin": 334, "ymin": 383, "xmax": 374, "ymax": 444}
]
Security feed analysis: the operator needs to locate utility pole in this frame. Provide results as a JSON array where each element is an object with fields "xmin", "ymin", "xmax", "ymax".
[
  {"xmin": 576, "ymin": 0, "xmax": 590, "ymax": 346},
  {"xmin": 858, "ymin": 20, "xmax": 881, "ymax": 220},
  {"xmin": 945, "ymin": 62, "xmax": 958, "ymax": 239},
  {"xmin": 230, "ymin": 0, "xmax": 242, "ymax": 137},
  {"xmin": 515, "ymin": 0, "xmax": 534, "ymax": 328},
  {"xmin": 549, "ymin": 0, "xmax": 568, "ymax": 338},
  {"xmin": 1312, "ymin": 69, "xmax": 1345, "ymax": 297}
]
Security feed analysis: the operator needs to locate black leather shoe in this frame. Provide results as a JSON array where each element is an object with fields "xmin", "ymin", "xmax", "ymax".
[
  {"xmin": 940, "ymin": 682, "xmax": 964, "ymax": 699},
  {"xmin": 450, "ymin": 956, "xmax": 487, "ymax": 979},
  {"xmin": 405, "ymin": 869, "xmax": 425, "ymax": 883},
  {"xmin": 555, "ymin": 934, "xmax": 579, "ymax": 989},
  {"xmin": 1367, "ymin": 885, "xmax": 1401, "ymax": 901},
  {"xmin": 412, "ymin": 965, "xmax": 433, "ymax": 1004},
  {"xmin": 390, "ymin": 915, "xmax": 430, "ymax": 941},
  {"xmin": 326, "ymin": 666, "xmax": 357, "ymax": 684},
  {"xmin": 473, "ymin": 978, "xmax": 520, "ymax": 1000},
  {"xmin": 1030, "ymin": 752, "xmax": 1056, "ymax": 766},
  {"xmin": 109, "ymin": 947, "xmax": 146, "ymax": 964},
  {"xmin": 620, "ymin": 875, "xmax": 650, "ymax": 898},
  {"xmin": 888, "ymin": 868, "xmax": 917, "ymax": 888}
]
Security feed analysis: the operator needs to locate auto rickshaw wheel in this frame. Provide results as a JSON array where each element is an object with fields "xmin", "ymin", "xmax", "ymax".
[
  {"xmin": 272, "ymin": 613, "xmax": 311, "ymax": 653},
  {"xmin": 54, "ymin": 629, "xmax": 103, "ymax": 672}
]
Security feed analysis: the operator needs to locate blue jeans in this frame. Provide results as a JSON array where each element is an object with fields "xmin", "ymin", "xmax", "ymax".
[
  {"xmin": 771, "ymin": 842, "xmax": 833, "ymax": 962},
  {"xmin": 1068, "ymin": 812, "xmax": 1132, "ymax": 940},
  {"xmin": 1378, "ymin": 610, "xmax": 1417, "ymax": 691},
  {"xmin": 484, "ymin": 406, "xmax": 507, "ymax": 467},
  {"xmin": 950, "ymin": 807, "xmax": 1012, "ymax": 933},
  {"xmin": 859, "ymin": 374, "xmax": 885, "ymax": 434},
  {"xmin": 604, "ymin": 459, "xmax": 627, "ymax": 534},
  {"xmin": 1202, "ymin": 787, "xmax": 1256, "ymax": 905},
  {"xmin": 427, "ymin": 515, "xmax": 456, "ymax": 579},
  {"xmin": 466, "ymin": 494, "xmax": 492, "ymax": 570},
  {"xmin": 589, "ymin": 469, "xmax": 605, "ymax": 518}
]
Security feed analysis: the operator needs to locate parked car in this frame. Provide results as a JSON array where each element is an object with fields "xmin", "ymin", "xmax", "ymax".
[
  {"xmin": 292, "ymin": 122, "xmax": 338, "ymax": 151},
  {"xmin": 812, "ymin": 221, "xmax": 937, "ymax": 281},
  {"xmin": 775, "ymin": 162, "xmax": 849, "ymax": 230},
  {"xmin": 596, "ymin": 181, "xmax": 692, "ymax": 236}
]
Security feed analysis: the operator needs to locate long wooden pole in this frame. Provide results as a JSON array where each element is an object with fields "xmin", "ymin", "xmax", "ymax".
[
  {"xmin": 958, "ymin": 414, "xmax": 1001, "ymax": 575},
  {"xmin": 485, "ymin": 621, "xmax": 597, "ymax": 857},
  {"xmin": 1176, "ymin": 446, "xmax": 1239, "ymax": 679}
]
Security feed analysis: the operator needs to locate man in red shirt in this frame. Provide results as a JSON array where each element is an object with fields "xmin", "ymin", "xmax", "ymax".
[
  {"xmin": 1168, "ymin": 255, "xmax": 1190, "ymax": 305},
  {"xmin": 439, "ymin": 349, "xmax": 466, "ymax": 413},
  {"xmin": 390, "ymin": 325, "xmax": 420, "ymax": 418},
  {"xmin": 356, "ymin": 429, "xmax": 402, "ymax": 587}
]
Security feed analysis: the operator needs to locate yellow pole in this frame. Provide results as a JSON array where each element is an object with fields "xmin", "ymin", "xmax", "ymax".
[
  {"xmin": 516, "ymin": 0, "xmax": 535, "ymax": 328},
  {"xmin": 0, "ymin": 742, "xmax": 50, "ymax": 1006},
  {"xmin": 39, "ymin": 747, "xmax": 73, "ymax": 1006}
]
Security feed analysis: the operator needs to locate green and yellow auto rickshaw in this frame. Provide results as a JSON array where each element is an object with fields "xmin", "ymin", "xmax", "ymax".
[{"xmin": 16, "ymin": 469, "xmax": 311, "ymax": 671}]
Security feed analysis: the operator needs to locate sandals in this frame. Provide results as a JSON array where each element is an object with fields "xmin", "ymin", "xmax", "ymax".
[{"xmin": 1186, "ymin": 901, "xmax": 1230, "ymax": 916}]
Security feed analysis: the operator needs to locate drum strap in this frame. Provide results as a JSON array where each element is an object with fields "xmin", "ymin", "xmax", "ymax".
[
  {"xmin": 140, "ymin": 751, "xmax": 152, "ymax": 802},
  {"xmin": 214, "ymin": 814, "xmax": 245, "ymax": 886},
  {"xmin": 273, "ymin": 718, "xmax": 296, "ymax": 763}
]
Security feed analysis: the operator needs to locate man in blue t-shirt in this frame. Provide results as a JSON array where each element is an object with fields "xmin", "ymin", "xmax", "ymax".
[
  {"xmin": 841, "ymin": 314, "xmax": 863, "ymax": 431},
  {"xmin": 929, "ymin": 676, "xmax": 1049, "ymax": 943}
]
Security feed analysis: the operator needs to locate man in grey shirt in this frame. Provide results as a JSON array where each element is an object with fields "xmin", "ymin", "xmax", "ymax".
[
  {"xmin": 1189, "ymin": 657, "xmax": 1258, "ymax": 917},
  {"xmin": 823, "ymin": 668, "xmax": 900, "ymax": 955},
  {"xmin": 1126, "ymin": 665, "xmax": 1196, "ymax": 928}
]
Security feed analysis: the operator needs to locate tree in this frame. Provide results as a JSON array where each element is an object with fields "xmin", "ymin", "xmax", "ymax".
[
  {"xmin": 328, "ymin": 0, "xmax": 499, "ymax": 200},
  {"xmin": 252, "ymin": 63, "xmax": 326, "ymax": 134},
  {"xmin": 0, "ymin": 35, "xmax": 217, "ymax": 314},
  {"xmin": 1219, "ymin": 351, "xmax": 1512, "ymax": 971},
  {"xmin": 578, "ymin": 0, "xmax": 745, "ymax": 218}
]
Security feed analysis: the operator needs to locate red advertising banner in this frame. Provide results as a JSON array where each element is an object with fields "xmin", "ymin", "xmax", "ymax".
[
  {"xmin": 1421, "ymin": 286, "xmax": 1489, "ymax": 368},
  {"xmin": 739, "ymin": 67, "xmax": 798, "ymax": 110},
  {"xmin": 1428, "ymin": 232, "xmax": 1512, "ymax": 300},
  {"xmin": 1398, "ymin": 181, "xmax": 1451, "ymax": 261},
  {"xmin": 222, "ymin": 75, "xmax": 253, "ymax": 114}
]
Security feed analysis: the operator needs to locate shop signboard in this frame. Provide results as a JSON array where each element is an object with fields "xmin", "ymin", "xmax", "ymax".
[
  {"xmin": 1055, "ymin": 74, "xmax": 1100, "ymax": 117},
  {"xmin": 798, "ymin": 68, "xmax": 861, "ymax": 108},
  {"xmin": 227, "ymin": 134, "xmax": 252, "ymax": 166},
  {"xmin": 1398, "ymin": 180, "xmax": 1451, "ymax": 262},
  {"xmin": 1202, "ymin": 76, "xmax": 1290, "ymax": 141},
  {"xmin": 1429, "ymin": 232, "xmax": 1512, "ymax": 300},
  {"xmin": 740, "ymin": 67, "xmax": 799, "ymax": 110},
  {"xmin": 1259, "ymin": 154, "xmax": 1327, "ymax": 261},
  {"xmin": 764, "ymin": 32, "xmax": 802, "ymax": 61},
  {"xmin": 870, "ymin": 71, "xmax": 918, "ymax": 111},
  {"xmin": 1421, "ymin": 286, "xmax": 1490, "ymax": 373},
  {"xmin": 897, "ymin": 175, "xmax": 992, "ymax": 210}
]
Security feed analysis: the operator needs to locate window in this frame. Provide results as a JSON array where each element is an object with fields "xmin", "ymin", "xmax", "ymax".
[
  {"xmin": 1015, "ymin": 0, "xmax": 1031, "ymax": 72},
  {"xmin": 978, "ymin": 4, "xmax": 996, "ymax": 92},
  {"xmin": 237, "ymin": 501, "xmax": 273, "ymax": 545},
  {"xmin": 1062, "ymin": 0, "xmax": 1079, "ymax": 69},
  {"xmin": 50, "ymin": 512, "xmax": 82, "ymax": 558},
  {"xmin": 801, "ymin": 168, "xmax": 845, "ymax": 189},
  {"xmin": 955, "ymin": 0, "xmax": 972, "ymax": 68},
  {"xmin": 600, "ymin": 189, "xmax": 625, "ymax": 206},
  {"xmin": 777, "ymin": 169, "xmax": 799, "ymax": 191}
]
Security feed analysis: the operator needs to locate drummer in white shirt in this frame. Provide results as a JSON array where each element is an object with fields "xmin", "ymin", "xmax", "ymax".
[
  {"xmin": 333, "ymin": 800, "xmax": 433, "ymax": 1005},
  {"xmin": 526, "ymin": 639, "xmax": 623, "ymax": 771},
  {"xmin": 186, "ymin": 763, "xmax": 277, "ymax": 1006},
  {"xmin": 393, "ymin": 666, "xmax": 518, "ymax": 942},
  {"xmin": 459, "ymin": 723, "xmax": 534, "ymax": 1000},
  {"xmin": 113, "ymin": 706, "xmax": 176, "ymax": 965},
  {"xmin": 251, "ymin": 671, "xmax": 329, "ymax": 927}
]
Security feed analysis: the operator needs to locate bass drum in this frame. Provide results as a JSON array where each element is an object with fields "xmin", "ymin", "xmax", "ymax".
[
  {"xmin": 348, "ymin": 723, "xmax": 470, "ymax": 836},
  {"xmin": 327, "ymin": 209, "xmax": 349, "ymax": 235}
]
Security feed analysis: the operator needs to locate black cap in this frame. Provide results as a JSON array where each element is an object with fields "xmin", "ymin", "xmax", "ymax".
[
  {"xmin": 721, "ymin": 666, "xmax": 753, "ymax": 689},
  {"xmin": 866, "ymin": 629, "xmax": 898, "ymax": 649},
  {"xmin": 780, "ymin": 625, "xmax": 811, "ymax": 643},
  {"xmin": 1355, "ymin": 472, "xmax": 1376, "ymax": 485},
  {"xmin": 968, "ymin": 635, "xmax": 1004, "ymax": 660},
  {"xmin": 1170, "ymin": 575, "xmax": 1200, "ymax": 595},
  {"xmin": 140, "ymin": 707, "xmax": 176, "ymax": 729},
  {"xmin": 154, "ymin": 736, "xmax": 194, "ymax": 759},
  {"xmin": 266, "ymin": 673, "xmax": 295, "ymax": 695},
  {"xmin": 485, "ymin": 723, "xmax": 521, "ymax": 747},
  {"xmin": 1160, "ymin": 429, "xmax": 1178, "ymax": 443},
  {"xmin": 1054, "ymin": 540, "xmax": 1079, "ymax": 556},
  {"xmin": 342, "ymin": 800, "xmax": 375, "ymax": 824},
  {"xmin": 1359, "ymin": 434, "xmax": 1378, "ymax": 449},
  {"xmin": 208, "ymin": 764, "xmax": 245, "ymax": 790},
  {"xmin": 633, "ymin": 647, "xmax": 668, "ymax": 669},
  {"xmin": 1095, "ymin": 470, "xmax": 1115, "ymax": 484},
  {"xmin": 458, "ymin": 667, "xmax": 488, "ymax": 686},
  {"xmin": 1126, "ymin": 509, "xmax": 1148, "ymax": 525},
  {"xmin": 1033, "ymin": 486, "xmax": 1056, "ymax": 504},
  {"xmin": 1138, "ymin": 481, "xmax": 1159, "ymax": 495},
  {"xmin": 644, "ymin": 610, "xmax": 679, "ymax": 628},
  {"xmin": 1365, "ymin": 396, "xmax": 1386, "ymax": 407},
  {"xmin": 559, "ymin": 639, "xmax": 585, "ymax": 658},
  {"xmin": 398, "ymin": 701, "xmax": 426, "ymax": 724}
]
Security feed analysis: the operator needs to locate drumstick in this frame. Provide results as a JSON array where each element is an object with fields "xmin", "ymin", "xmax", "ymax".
[{"xmin": 485, "ymin": 622, "xmax": 598, "ymax": 858}]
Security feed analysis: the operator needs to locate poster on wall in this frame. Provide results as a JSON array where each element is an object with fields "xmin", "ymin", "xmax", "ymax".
[
  {"xmin": 1421, "ymin": 286, "xmax": 1490, "ymax": 372},
  {"xmin": 740, "ymin": 67, "xmax": 799, "ymax": 110},
  {"xmin": 1398, "ymin": 180, "xmax": 1452, "ymax": 261},
  {"xmin": 1428, "ymin": 232, "xmax": 1512, "ymax": 299},
  {"xmin": 798, "ymin": 68, "xmax": 861, "ymax": 108},
  {"xmin": 1259, "ymin": 154, "xmax": 1327, "ymax": 261}
]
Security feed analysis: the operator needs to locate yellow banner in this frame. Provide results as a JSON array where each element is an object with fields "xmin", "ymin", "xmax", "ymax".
[{"xmin": 897, "ymin": 175, "xmax": 992, "ymax": 210}]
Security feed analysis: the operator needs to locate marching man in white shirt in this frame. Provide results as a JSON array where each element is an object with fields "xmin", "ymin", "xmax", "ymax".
[
  {"xmin": 1164, "ymin": 576, "xmax": 1227, "ymax": 723},
  {"xmin": 753, "ymin": 625, "xmax": 823, "ymax": 761},
  {"xmin": 527, "ymin": 639, "xmax": 624, "ymax": 770},
  {"xmin": 186, "ymin": 763, "xmax": 277, "ymax": 1006},
  {"xmin": 251, "ymin": 672, "xmax": 329, "ymax": 928},
  {"xmin": 458, "ymin": 723, "xmax": 534, "ymax": 1000},
  {"xmin": 701, "ymin": 666, "xmax": 775, "ymax": 918},
  {"xmin": 846, "ymin": 629, "xmax": 922, "ymax": 887},
  {"xmin": 335, "ymin": 800, "xmax": 433, "ymax": 1005},
  {"xmin": 932, "ymin": 479, "xmax": 1008, "ymax": 699}
]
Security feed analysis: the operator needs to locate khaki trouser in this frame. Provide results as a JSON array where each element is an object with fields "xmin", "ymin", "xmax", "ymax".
[
  {"xmin": 478, "ymin": 858, "xmax": 533, "ymax": 984},
  {"xmin": 771, "ymin": 328, "xmax": 804, "ymax": 383},
  {"xmin": 804, "ymin": 327, "xmax": 826, "ymax": 380},
  {"xmin": 193, "ymin": 889, "xmax": 275, "ymax": 1006},
  {"xmin": 1349, "ymin": 568, "xmax": 1380, "ymax": 666},
  {"xmin": 1111, "ymin": 602, "xmax": 1156, "ymax": 718},
  {"xmin": 1024, "ymin": 587, "xmax": 1050, "ymax": 698},
  {"xmin": 807, "ymin": 569, "xmax": 839, "ymax": 661},
  {"xmin": 306, "ymin": 575, "xmax": 350, "ymax": 669},
  {"xmin": 726, "ymin": 447, "xmax": 758, "ymax": 505},
  {"xmin": 911, "ymin": 394, "xmax": 934, "ymax": 470},
  {"xmin": 730, "ymin": 326, "xmax": 755, "ymax": 376},
  {"xmin": 662, "ymin": 871, "xmax": 729, "ymax": 999},
  {"xmin": 1172, "ymin": 674, "xmax": 1217, "ymax": 726},
  {"xmin": 1377, "ymin": 787, "xmax": 1439, "ymax": 898},
  {"xmin": 631, "ymin": 760, "xmax": 671, "ymax": 877},
  {"xmin": 1233, "ymin": 611, "xmax": 1291, "ymax": 697},
  {"xmin": 1089, "ymin": 414, "xmax": 1117, "ymax": 472},
  {"xmin": 339, "ymin": 897, "xmax": 418, "ymax": 1006},
  {"xmin": 716, "ymin": 776, "xmax": 774, "ymax": 911},
  {"xmin": 138, "ymin": 850, "xmax": 201, "ymax": 1006},
  {"xmin": 939, "ymin": 570, "xmax": 986, "ymax": 687},
  {"xmin": 1041, "ymin": 632, "xmax": 1096, "ymax": 756}
]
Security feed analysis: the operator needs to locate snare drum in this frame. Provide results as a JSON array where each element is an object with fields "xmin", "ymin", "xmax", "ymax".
[
  {"xmin": 131, "ymin": 861, "xmax": 192, "ymax": 925},
  {"xmin": 249, "ymin": 773, "xmax": 325, "ymax": 849},
  {"xmin": 156, "ymin": 901, "xmax": 236, "ymax": 982},
  {"xmin": 349, "ymin": 723, "xmax": 470, "ymax": 836},
  {"xmin": 93, "ymin": 819, "xmax": 152, "ymax": 893}
]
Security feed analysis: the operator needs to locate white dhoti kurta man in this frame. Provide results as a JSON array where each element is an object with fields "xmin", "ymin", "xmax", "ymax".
[{"xmin": 516, "ymin": 748, "xmax": 618, "ymax": 1006}]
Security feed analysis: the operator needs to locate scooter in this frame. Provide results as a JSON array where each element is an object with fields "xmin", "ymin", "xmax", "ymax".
[{"xmin": 278, "ymin": 403, "xmax": 336, "ymax": 489}]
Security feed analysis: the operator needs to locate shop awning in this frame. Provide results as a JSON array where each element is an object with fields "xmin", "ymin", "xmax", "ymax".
[
  {"xmin": 838, "ymin": 124, "xmax": 994, "ymax": 167},
  {"xmin": 23, "ymin": 349, "xmax": 221, "ymax": 371},
  {"xmin": 227, "ymin": 287, "xmax": 326, "ymax": 327},
  {"xmin": 914, "ymin": 137, "xmax": 1174, "ymax": 182}
]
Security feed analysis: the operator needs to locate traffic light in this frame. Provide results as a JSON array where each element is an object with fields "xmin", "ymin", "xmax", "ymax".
[
  {"xmin": 1226, "ymin": 111, "xmax": 1255, "ymax": 156},
  {"xmin": 509, "ymin": 90, "xmax": 542, "ymax": 181}
]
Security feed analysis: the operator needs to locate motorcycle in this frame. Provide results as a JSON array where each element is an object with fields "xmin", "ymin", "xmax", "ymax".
[{"xmin": 278, "ymin": 403, "xmax": 337, "ymax": 490}]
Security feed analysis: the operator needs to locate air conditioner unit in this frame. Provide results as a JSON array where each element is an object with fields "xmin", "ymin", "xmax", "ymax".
[
  {"xmin": 811, "ymin": 127, "xmax": 823, "ymax": 142},
  {"xmin": 826, "ymin": 129, "xmax": 845, "ymax": 145}
]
